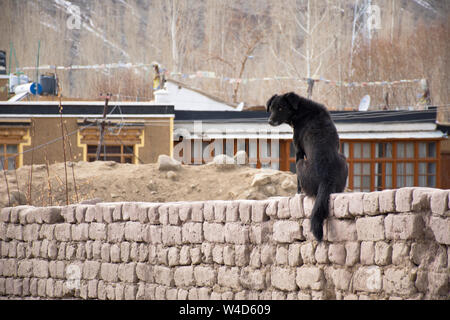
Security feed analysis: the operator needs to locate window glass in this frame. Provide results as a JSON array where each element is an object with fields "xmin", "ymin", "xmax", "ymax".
[
  {"xmin": 354, "ymin": 143, "xmax": 361, "ymax": 158},
  {"xmin": 418, "ymin": 143, "xmax": 427, "ymax": 158},
  {"xmin": 428, "ymin": 142, "xmax": 436, "ymax": 158},
  {"xmin": 397, "ymin": 143, "xmax": 404, "ymax": 158},
  {"xmin": 362, "ymin": 143, "xmax": 371, "ymax": 159},
  {"xmin": 342, "ymin": 142, "xmax": 349, "ymax": 158},
  {"xmin": 363, "ymin": 163, "xmax": 370, "ymax": 175},
  {"xmin": 406, "ymin": 143, "xmax": 414, "ymax": 158},
  {"xmin": 6, "ymin": 145, "xmax": 18, "ymax": 154}
]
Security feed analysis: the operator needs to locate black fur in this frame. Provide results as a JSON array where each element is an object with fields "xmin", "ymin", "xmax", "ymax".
[{"xmin": 266, "ymin": 92, "xmax": 348, "ymax": 241}]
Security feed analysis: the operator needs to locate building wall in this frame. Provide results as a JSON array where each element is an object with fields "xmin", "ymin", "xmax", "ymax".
[
  {"xmin": 139, "ymin": 117, "xmax": 173, "ymax": 163},
  {"xmin": 22, "ymin": 118, "xmax": 83, "ymax": 166},
  {"xmin": 0, "ymin": 187, "xmax": 448, "ymax": 300}
]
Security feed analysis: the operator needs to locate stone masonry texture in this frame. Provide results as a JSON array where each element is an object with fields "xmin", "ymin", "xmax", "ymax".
[{"xmin": 0, "ymin": 187, "xmax": 449, "ymax": 300}]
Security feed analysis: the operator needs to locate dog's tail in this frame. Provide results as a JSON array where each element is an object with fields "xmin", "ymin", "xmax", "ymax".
[{"xmin": 310, "ymin": 181, "xmax": 333, "ymax": 241}]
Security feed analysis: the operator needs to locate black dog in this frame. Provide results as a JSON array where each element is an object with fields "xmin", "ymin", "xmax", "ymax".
[{"xmin": 266, "ymin": 92, "xmax": 348, "ymax": 241}]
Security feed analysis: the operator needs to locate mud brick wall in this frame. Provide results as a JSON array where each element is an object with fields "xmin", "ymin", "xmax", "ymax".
[{"xmin": 0, "ymin": 187, "xmax": 449, "ymax": 300}]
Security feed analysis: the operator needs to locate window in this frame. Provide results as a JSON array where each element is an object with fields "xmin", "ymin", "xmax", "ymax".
[
  {"xmin": 340, "ymin": 140, "xmax": 440, "ymax": 191},
  {"xmin": 87, "ymin": 144, "xmax": 135, "ymax": 163},
  {"xmin": 0, "ymin": 144, "xmax": 18, "ymax": 170}
]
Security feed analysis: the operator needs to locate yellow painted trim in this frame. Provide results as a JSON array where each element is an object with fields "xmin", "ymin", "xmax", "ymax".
[
  {"xmin": 77, "ymin": 130, "xmax": 87, "ymax": 162},
  {"xmin": 17, "ymin": 128, "xmax": 32, "ymax": 168},
  {"xmin": 135, "ymin": 129, "xmax": 145, "ymax": 164},
  {"xmin": 169, "ymin": 117, "xmax": 174, "ymax": 158}
]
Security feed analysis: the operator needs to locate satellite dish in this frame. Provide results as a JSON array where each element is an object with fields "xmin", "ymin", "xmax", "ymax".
[{"xmin": 358, "ymin": 95, "xmax": 371, "ymax": 111}]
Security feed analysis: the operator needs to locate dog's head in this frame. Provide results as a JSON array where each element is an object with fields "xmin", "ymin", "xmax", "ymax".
[{"xmin": 266, "ymin": 92, "xmax": 299, "ymax": 126}]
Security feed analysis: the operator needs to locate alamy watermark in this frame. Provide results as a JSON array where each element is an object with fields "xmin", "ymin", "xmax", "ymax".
[{"xmin": 66, "ymin": 4, "xmax": 81, "ymax": 30}]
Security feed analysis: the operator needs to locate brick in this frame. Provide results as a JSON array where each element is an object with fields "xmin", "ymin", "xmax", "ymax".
[
  {"xmin": 83, "ymin": 261, "xmax": 100, "ymax": 280},
  {"xmin": 356, "ymin": 216, "xmax": 385, "ymax": 241},
  {"xmin": 277, "ymin": 197, "xmax": 291, "ymax": 219},
  {"xmin": 374, "ymin": 241, "xmax": 392, "ymax": 265},
  {"xmin": 124, "ymin": 221, "xmax": 143, "ymax": 242},
  {"xmin": 361, "ymin": 241, "xmax": 375, "ymax": 265},
  {"xmin": 379, "ymin": 189, "xmax": 396, "ymax": 213},
  {"xmin": 101, "ymin": 243, "xmax": 110, "ymax": 262},
  {"xmin": 289, "ymin": 194, "xmax": 304, "ymax": 218},
  {"xmin": 162, "ymin": 225, "xmax": 182, "ymax": 245},
  {"xmin": 214, "ymin": 201, "xmax": 227, "ymax": 222},
  {"xmin": 225, "ymin": 223, "xmax": 249, "ymax": 244},
  {"xmin": 348, "ymin": 192, "xmax": 365, "ymax": 216},
  {"xmin": 383, "ymin": 267, "xmax": 417, "ymax": 295},
  {"xmin": 226, "ymin": 201, "xmax": 239, "ymax": 221},
  {"xmin": 250, "ymin": 222, "xmax": 272, "ymax": 244},
  {"xmin": 411, "ymin": 188, "xmax": 433, "ymax": 211},
  {"xmin": 23, "ymin": 224, "xmax": 40, "ymax": 241},
  {"xmin": 276, "ymin": 246, "xmax": 288, "ymax": 265},
  {"xmin": 330, "ymin": 267, "xmax": 352, "ymax": 291},
  {"xmin": 430, "ymin": 190, "xmax": 449, "ymax": 216},
  {"xmin": 168, "ymin": 204, "xmax": 180, "ymax": 225},
  {"xmin": 40, "ymin": 206, "xmax": 63, "ymax": 224},
  {"xmin": 217, "ymin": 267, "xmax": 241, "ymax": 290},
  {"xmin": 168, "ymin": 247, "xmax": 179, "ymax": 266},
  {"xmin": 124, "ymin": 284, "xmax": 137, "ymax": 300},
  {"xmin": 107, "ymin": 223, "xmax": 125, "ymax": 243},
  {"xmin": 238, "ymin": 200, "xmax": 253, "ymax": 223},
  {"xmin": 203, "ymin": 201, "xmax": 214, "ymax": 221},
  {"xmin": 147, "ymin": 204, "xmax": 161, "ymax": 224},
  {"xmin": 18, "ymin": 260, "xmax": 33, "ymax": 277},
  {"xmin": 182, "ymin": 222, "xmax": 203, "ymax": 244},
  {"xmin": 194, "ymin": 266, "xmax": 216, "ymax": 286},
  {"xmin": 392, "ymin": 242, "xmax": 410, "ymax": 265},
  {"xmin": 75, "ymin": 205, "xmax": 88, "ymax": 223},
  {"xmin": 1, "ymin": 207, "xmax": 11, "ymax": 222},
  {"xmin": 288, "ymin": 243, "xmax": 303, "ymax": 267},
  {"xmin": 363, "ymin": 192, "xmax": 380, "ymax": 215},
  {"xmin": 428, "ymin": 272, "xmax": 448, "ymax": 296},
  {"xmin": 223, "ymin": 245, "xmax": 234, "ymax": 265},
  {"xmin": 153, "ymin": 266, "xmax": 173, "ymax": 286},
  {"xmin": 353, "ymin": 266, "xmax": 382, "ymax": 293},
  {"xmin": 33, "ymin": 260, "xmax": 49, "ymax": 278},
  {"xmin": 271, "ymin": 266, "xmax": 297, "ymax": 291},
  {"xmin": 71, "ymin": 224, "xmax": 89, "ymax": 241},
  {"xmin": 136, "ymin": 263, "xmax": 153, "ymax": 282},
  {"xmin": 39, "ymin": 224, "xmax": 55, "ymax": 240},
  {"xmin": 158, "ymin": 204, "xmax": 169, "ymax": 225},
  {"xmin": 302, "ymin": 196, "xmax": 314, "ymax": 218},
  {"xmin": 174, "ymin": 266, "xmax": 194, "ymax": 287},
  {"xmin": 296, "ymin": 266, "xmax": 324, "ymax": 290},
  {"xmin": 89, "ymin": 223, "xmax": 107, "ymax": 240},
  {"xmin": 327, "ymin": 219, "xmax": 356, "ymax": 242},
  {"xmin": 251, "ymin": 201, "xmax": 268, "ymax": 222},
  {"xmin": 273, "ymin": 220, "xmax": 302, "ymax": 243},
  {"xmin": 61, "ymin": 205, "xmax": 76, "ymax": 223},
  {"xmin": 384, "ymin": 214, "xmax": 424, "ymax": 240},
  {"xmin": 239, "ymin": 267, "xmax": 265, "ymax": 290},
  {"xmin": 235, "ymin": 245, "xmax": 249, "ymax": 266},
  {"xmin": 118, "ymin": 263, "xmax": 137, "ymax": 283},
  {"xmin": 328, "ymin": 244, "xmax": 346, "ymax": 265},
  {"xmin": 300, "ymin": 242, "xmax": 316, "ymax": 264},
  {"xmin": 429, "ymin": 216, "xmax": 450, "ymax": 245},
  {"xmin": 100, "ymin": 263, "xmax": 119, "ymax": 282},
  {"xmin": 148, "ymin": 225, "xmax": 162, "ymax": 244},
  {"xmin": 191, "ymin": 202, "xmax": 203, "ymax": 222},
  {"xmin": 265, "ymin": 198, "xmax": 279, "ymax": 217},
  {"xmin": 395, "ymin": 187, "xmax": 414, "ymax": 212},
  {"xmin": 334, "ymin": 194, "xmax": 350, "ymax": 218},
  {"xmin": 345, "ymin": 241, "xmax": 360, "ymax": 266}
]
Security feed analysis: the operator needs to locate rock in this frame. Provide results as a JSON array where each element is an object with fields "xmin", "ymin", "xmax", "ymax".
[
  {"xmin": 158, "ymin": 155, "xmax": 181, "ymax": 171},
  {"xmin": 206, "ymin": 154, "xmax": 236, "ymax": 170},
  {"xmin": 166, "ymin": 171, "xmax": 177, "ymax": 180},
  {"xmin": 281, "ymin": 177, "xmax": 296, "ymax": 190},
  {"xmin": 251, "ymin": 173, "xmax": 273, "ymax": 187},
  {"xmin": 234, "ymin": 150, "xmax": 248, "ymax": 165}
]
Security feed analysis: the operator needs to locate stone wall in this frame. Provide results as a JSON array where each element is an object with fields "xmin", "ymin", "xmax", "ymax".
[{"xmin": 0, "ymin": 187, "xmax": 448, "ymax": 300}]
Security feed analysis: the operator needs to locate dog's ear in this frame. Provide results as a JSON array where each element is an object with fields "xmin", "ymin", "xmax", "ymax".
[
  {"xmin": 266, "ymin": 94, "xmax": 278, "ymax": 112},
  {"xmin": 284, "ymin": 92, "xmax": 299, "ymax": 110}
]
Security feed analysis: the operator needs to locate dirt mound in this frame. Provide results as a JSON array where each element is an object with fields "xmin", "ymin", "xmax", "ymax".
[{"xmin": 0, "ymin": 160, "xmax": 298, "ymax": 208}]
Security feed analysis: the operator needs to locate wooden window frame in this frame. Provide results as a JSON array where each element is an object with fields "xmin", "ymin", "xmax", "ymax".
[
  {"xmin": 0, "ymin": 144, "xmax": 19, "ymax": 170},
  {"xmin": 86, "ymin": 144, "xmax": 135, "ymax": 164}
]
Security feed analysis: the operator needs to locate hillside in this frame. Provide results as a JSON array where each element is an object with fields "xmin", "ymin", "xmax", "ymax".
[{"xmin": 0, "ymin": 160, "xmax": 298, "ymax": 209}]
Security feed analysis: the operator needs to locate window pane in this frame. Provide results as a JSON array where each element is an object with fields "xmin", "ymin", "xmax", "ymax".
[
  {"xmin": 406, "ymin": 175, "xmax": 414, "ymax": 186},
  {"xmin": 418, "ymin": 143, "xmax": 427, "ymax": 158},
  {"xmin": 428, "ymin": 142, "xmax": 436, "ymax": 158},
  {"xmin": 354, "ymin": 163, "xmax": 361, "ymax": 174},
  {"xmin": 428, "ymin": 163, "xmax": 436, "ymax": 174},
  {"xmin": 342, "ymin": 143, "xmax": 349, "ymax": 158},
  {"xmin": 418, "ymin": 175, "xmax": 426, "ymax": 187},
  {"xmin": 397, "ymin": 176, "xmax": 404, "ymax": 188},
  {"xmin": 0, "ymin": 157, "xmax": 4, "ymax": 170},
  {"xmin": 428, "ymin": 175, "xmax": 436, "ymax": 187},
  {"xmin": 386, "ymin": 143, "xmax": 393, "ymax": 158},
  {"xmin": 362, "ymin": 143, "xmax": 371, "ymax": 159},
  {"xmin": 123, "ymin": 146, "xmax": 134, "ymax": 154},
  {"xmin": 7, "ymin": 157, "xmax": 15, "ymax": 170},
  {"xmin": 354, "ymin": 143, "xmax": 361, "ymax": 158},
  {"xmin": 353, "ymin": 176, "xmax": 361, "ymax": 188},
  {"xmin": 363, "ymin": 163, "xmax": 370, "ymax": 175},
  {"xmin": 105, "ymin": 145, "xmax": 121, "ymax": 154},
  {"xmin": 406, "ymin": 143, "xmax": 414, "ymax": 158},
  {"xmin": 418, "ymin": 162, "xmax": 427, "ymax": 175},
  {"xmin": 87, "ymin": 145, "xmax": 97, "ymax": 153},
  {"xmin": 385, "ymin": 175, "xmax": 392, "ymax": 188},
  {"xmin": 362, "ymin": 176, "xmax": 370, "ymax": 191},
  {"xmin": 386, "ymin": 162, "xmax": 392, "ymax": 175},
  {"xmin": 6, "ymin": 145, "xmax": 18, "ymax": 154},
  {"xmin": 237, "ymin": 139, "xmax": 246, "ymax": 152},
  {"xmin": 397, "ymin": 143, "xmax": 404, "ymax": 158},
  {"xmin": 397, "ymin": 163, "xmax": 404, "ymax": 175},
  {"xmin": 406, "ymin": 163, "xmax": 414, "ymax": 175}
]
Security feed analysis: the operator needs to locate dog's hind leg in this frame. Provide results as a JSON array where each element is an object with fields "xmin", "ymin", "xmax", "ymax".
[{"xmin": 295, "ymin": 149, "xmax": 306, "ymax": 194}]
